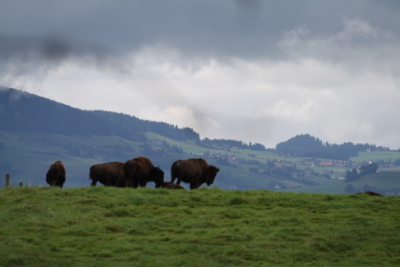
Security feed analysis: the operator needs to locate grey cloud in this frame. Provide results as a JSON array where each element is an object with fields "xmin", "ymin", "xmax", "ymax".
[
  {"xmin": 2, "ymin": 0, "xmax": 400, "ymax": 64},
  {"xmin": 0, "ymin": 33, "xmax": 134, "ymax": 82}
]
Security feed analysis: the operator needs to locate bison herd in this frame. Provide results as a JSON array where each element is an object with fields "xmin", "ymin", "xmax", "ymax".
[{"xmin": 46, "ymin": 157, "xmax": 220, "ymax": 190}]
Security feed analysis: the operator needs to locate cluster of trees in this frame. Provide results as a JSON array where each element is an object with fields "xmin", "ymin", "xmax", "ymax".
[
  {"xmin": 262, "ymin": 165, "xmax": 320, "ymax": 186},
  {"xmin": 276, "ymin": 134, "xmax": 385, "ymax": 161},
  {"xmin": 215, "ymin": 157, "xmax": 238, "ymax": 168},
  {"xmin": 199, "ymin": 138, "xmax": 266, "ymax": 151},
  {"xmin": 366, "ymin": 158, "xmax": 400, "ymax": 167},
  {"xmin": 345, "ymin": 163, "xmax": 379, "ymax": 182},
  {"xmin": 140, "ymin": 142, "xmax": 184, "ymax": 156},
  {"xmin": 93, "ymin": 111, "xmax": 200, "ymax": 142}
]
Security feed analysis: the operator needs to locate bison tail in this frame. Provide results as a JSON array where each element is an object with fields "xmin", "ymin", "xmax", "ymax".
[
  {"xmin": 170, "ymin": 161, "xmax": 179, "ymax": 183},
  {"xmin": 89, "ymin": 165, "xmax": 95, "ymax": 181}
]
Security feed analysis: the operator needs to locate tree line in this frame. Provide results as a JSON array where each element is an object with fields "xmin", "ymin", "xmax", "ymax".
[
  {"xmin": 275, "ymin": 134, "xmax": 389, "ymax": 161},
  {"xmin": 344, "ymin": 163, "xmax": 379, "ymax": 182},
  {"xmin": 199, "ymin": 138, "xmax": 266, "ymax": 151}
]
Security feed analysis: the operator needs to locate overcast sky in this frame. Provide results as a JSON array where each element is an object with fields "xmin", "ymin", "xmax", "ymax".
[{"xmin": 1, "ymin": 0, "xmax": 400, "ymax": 149}]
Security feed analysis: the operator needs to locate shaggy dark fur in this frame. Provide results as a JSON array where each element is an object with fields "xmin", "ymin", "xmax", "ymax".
[
  {"xmin": 89, "ymin": 162, "xmax": 125, "ymax": 187},
  {"xmin": 170, "ymin": 158, "xmax": 220, "ymax": 190},
  {"xmin": 46, "ymin": 160, "xmax": 66, "ymax": 188},
  {"xmin": 161, "ymin": 182, "xmax": 186, "ymax": 190},
  {"xmin": 123, "ymin": 157, "xmax": 164, "ymax": 188}
]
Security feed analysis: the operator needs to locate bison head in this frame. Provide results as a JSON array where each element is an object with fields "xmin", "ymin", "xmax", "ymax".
[
  {"xmin": 151, "ymin": 167, "xmax": 165, "ymax": 188},
  {"xmin": 205, "ymin": 165, "xmax": 220, "ymax": 186}
]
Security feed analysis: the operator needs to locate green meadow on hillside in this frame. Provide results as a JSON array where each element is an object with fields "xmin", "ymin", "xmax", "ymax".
[
  {"xmin": 346, "ymin": 171, "xmax": 400, "ymax": 190},
  {"xmin": 284, "ymin": 172, "xmax": 400, "ymax": 195},
  {"xmin": 0, "ymin": 187, "xmax": 399, "ymax": 267},
  {"xmin": 351, "ymin": 151, "xmax": 400, "ymax": 163}
]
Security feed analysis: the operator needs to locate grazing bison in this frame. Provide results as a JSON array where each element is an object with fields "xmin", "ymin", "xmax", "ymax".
[
  {"xmin": 161, "ymin": 182, "xmax": 186, "ymax": 190},
  {"xmin": 46, "ymin": 160, "xmax": 66, "ymax": 188},
  {"xmin": 170, "ymin": 158, "xmax": 219, "ymax": 190},
  {"xmin": 89, "ymin": 162, "xmax": 125, "ymax": 187},
  {"xmin": 123, "ymin": 157, "xmax": 164, "ymax": 188}
]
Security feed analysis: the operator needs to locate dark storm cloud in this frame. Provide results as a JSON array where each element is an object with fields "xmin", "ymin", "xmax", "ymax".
[
  {"xmin": 1, "ymin": 0, "xmax": 399, "ymax": 64},
  {"xmin": 0, "ymin": 32, "xmax": 133, "ymax": 80}
]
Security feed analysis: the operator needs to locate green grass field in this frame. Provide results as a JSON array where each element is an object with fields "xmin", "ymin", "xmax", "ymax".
[{"xmin": 1, "ymin": 187, "xmax": 399, "ymax": 266}]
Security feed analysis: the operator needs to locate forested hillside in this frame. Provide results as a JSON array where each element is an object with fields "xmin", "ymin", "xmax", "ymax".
[
  {"xmin": 0, "ymin": 88, "xmax": 202, "ymax": 143},
  {"xmin": 275, "ymin": 134, "xmax": 391, "ymax": 160}
]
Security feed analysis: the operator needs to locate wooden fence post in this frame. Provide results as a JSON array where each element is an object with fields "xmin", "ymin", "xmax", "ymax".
[{"xmin": 5, "ymin": 173, "xmax": 10, "ymax": 187}]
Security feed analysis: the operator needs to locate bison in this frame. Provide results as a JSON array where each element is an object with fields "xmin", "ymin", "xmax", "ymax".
[
  {"xmin": 89, "ymin": 162, "xmax": 125, "ymax": 187},
  {"xmin": 170, "ymin": 158, "xmax": 219, "ymax": 190},
  {"xmin": 46, "ymin": 160, "xmax": 66, "ymax": 188},
  {"xmin": 123, "ymin": 157, "xmax": 164, "ymax": 188},
  {"xmin": 161, "ymin": 182, "xmax": 186, "ymax": 190}
]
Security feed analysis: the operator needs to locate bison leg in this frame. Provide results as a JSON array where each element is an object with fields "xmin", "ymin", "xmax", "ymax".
[
  {"xmin": 91, "ymin": 180, "xmax": 97, "ymax": 187},
  {"xmin": 175, "ymin": 175, "xmax": 183, "ymax": 185},
  {"xmin": 132, "ymin": 181, "xmax": 140, "ymax": 188},
  {"xmin": 169, "ymin": 176, "xmax": 177, "ymax": 184},
  {"xmin": 125, "ymin": 180, "xmax": 132, "ymax": 187},
  {"xmin": 116, "ymin": 179, "xmax": 125, "ymax": 188},
  {"xmin": 139, "ymin": 180, "xmax": 147, "ymax": 188},
  {"xmin": 190, "ymin": 182, "xmax": 199, "ymax": 190}
]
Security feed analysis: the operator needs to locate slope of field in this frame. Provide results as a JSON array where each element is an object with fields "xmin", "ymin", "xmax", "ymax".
[
  {"xmin": 0, "ymin": 187, "xmax": 399, "ymax": 267},
  {"xmin": 351, "ymin": 151, "xmax": 400, "ymax": 163},
  {"xmin": 283, "ymin": 171, "xmax": 400, "ymax": 195},
  {"xmin": 348, "ymin": 171, "xmax": 400, "ymax": 190}
]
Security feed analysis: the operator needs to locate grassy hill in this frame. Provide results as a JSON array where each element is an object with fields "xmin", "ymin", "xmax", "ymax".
[{"xmin": 1, "ymin": 186, "xmax": 399, "ymax": 266}]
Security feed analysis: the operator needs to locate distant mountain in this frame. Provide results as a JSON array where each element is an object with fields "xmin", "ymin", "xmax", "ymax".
[{"xmin": 0, "ymin": 88, "xmax": 199, "ymax": 142}]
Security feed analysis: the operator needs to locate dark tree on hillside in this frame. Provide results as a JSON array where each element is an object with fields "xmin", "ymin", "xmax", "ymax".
[
  {"xmin": 267, "ymin": 160, "xmax": 276, "ymax": 169},
  {"xmin": 249, "ymin": 167, "xmax": 259, "ymax": 174},
  {"xmin": 359, "ymin": 163, "xmax": 379, "ymax": 177},
  {"xmin": 198, "ymin": 138, "xmax": 266, "ymax": 151},
  {"xmin": 345, "ymin": 168, "xmax": 359, "ymax": 183}
]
